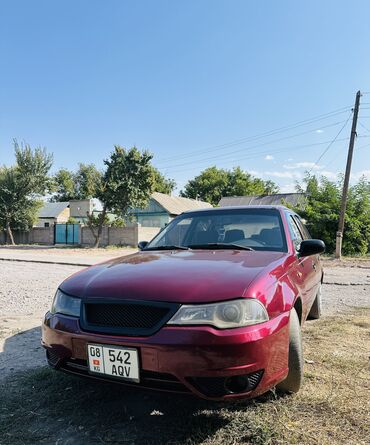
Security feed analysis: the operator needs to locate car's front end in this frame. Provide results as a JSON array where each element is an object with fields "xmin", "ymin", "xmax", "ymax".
[
  {"xmin": 42, "ymin": 282, "xmax": 290, "ymax": 401},
  {"xmin": 42, "ymin": 207, "xmax": 294, "ymax": 400}
]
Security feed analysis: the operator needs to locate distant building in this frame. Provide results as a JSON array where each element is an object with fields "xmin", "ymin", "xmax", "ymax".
[
  {"xmin": 129, "ymin": 192, "xmax": 213, "ymax": 227},
  {"xmin": 219, "ymin": 193, "xmax": 306, "ymax": 208},
  {"xmin": 35, "ymin": 202, "xmax": 70, "ymax": 227},
  {"xmin": 69, "ymin": 199, "xmax": 104, "ymax": 223}
]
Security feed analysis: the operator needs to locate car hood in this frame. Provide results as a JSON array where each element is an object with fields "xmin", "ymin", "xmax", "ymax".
[{"xmin": 60, "ymin": 250, "xmax": 286, "ymax": 303}]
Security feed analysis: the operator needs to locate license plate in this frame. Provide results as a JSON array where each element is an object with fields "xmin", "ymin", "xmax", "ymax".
[{"xmin": 87, "ymin": 344, "xmax": 140, "ymax": 382}]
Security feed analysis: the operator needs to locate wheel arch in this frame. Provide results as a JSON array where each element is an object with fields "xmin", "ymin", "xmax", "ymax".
[{"xmin": 293, "ymin": 296, "xmax": 303, "ymax": 325}]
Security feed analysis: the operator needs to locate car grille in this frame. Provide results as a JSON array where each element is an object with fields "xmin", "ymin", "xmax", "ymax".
[{"xmin": 80, "ymin": 300, "xmax": 180, "ymax": 336}]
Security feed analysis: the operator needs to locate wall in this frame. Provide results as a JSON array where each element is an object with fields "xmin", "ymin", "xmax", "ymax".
[
  {"xmin": 0, "ymin": 224, "xmax": 161, "ymax": 247},
  {"xmin": 69, "ymin": 199, "xmax": 92, "ymax": 219},
  {"xmin": 137, "ymin": 226, "xmax": 161, "ymax": 243},
  {"xmin": 0, "ymin": 227, "xmax": 54, "ymax": 245},
  {"xmin": 80, "ymin": 224, "xmax": 161, "ymax": 247},
  {"xmin": 34, "ymin": 217, "xmax": 56, "ymax": 228}
]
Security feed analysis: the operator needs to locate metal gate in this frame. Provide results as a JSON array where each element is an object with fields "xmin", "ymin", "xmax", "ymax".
[{"xmin": 55, "ymin": 224, "xmax": 80, "ymax": 245}]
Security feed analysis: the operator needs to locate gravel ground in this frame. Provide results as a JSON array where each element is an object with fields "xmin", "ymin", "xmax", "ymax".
[{"xmin": 0, "ymin": 259, "xmax": 369, "ymax": 381}]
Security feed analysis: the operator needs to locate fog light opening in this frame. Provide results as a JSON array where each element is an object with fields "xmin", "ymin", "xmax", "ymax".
[{"xmin": 225, "ymin": 375, "xmax": 250, "ymax": 394}]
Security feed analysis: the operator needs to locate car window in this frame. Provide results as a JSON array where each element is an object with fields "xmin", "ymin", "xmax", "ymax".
[
  {"xmin": 146, "ymin": 209, "xmax": 288, "ymax": 252},
  {"xmin": 288, "ymin": 215, "xmax": 303, "ymax": 250},
  {"xmin": 294, "ymin": 215, "xmax": 311, "ymax": 239}
]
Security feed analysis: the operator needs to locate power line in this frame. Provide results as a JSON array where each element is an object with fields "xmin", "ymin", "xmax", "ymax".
[
  {"xmin": 359, "ymin": 121, "xmax": 370, "ymax": 133},
  {"xmin": 307, "ymin": 112, "xmax": 352, "ymax": 174},
  {"xmin": 155, "ymin": 106, "xmax": 352, "ymax": 163},
  {"xmin": 158, "ymin": 119, "xmax": 350, "ymax": 170},
  {"xmin": 164, "ymin": 136, "xmax": 352, "ymax": 175}
]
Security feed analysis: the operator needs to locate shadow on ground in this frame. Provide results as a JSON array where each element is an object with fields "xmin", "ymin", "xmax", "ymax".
[{"xmin": 0, "ymin": 327, "xmax": 274, "ymax": 445}]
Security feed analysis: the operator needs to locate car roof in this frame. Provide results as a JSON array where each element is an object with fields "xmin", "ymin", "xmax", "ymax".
[{"xmin": 182, "ymin": 205, "xmax": 291, "ymax": 214}]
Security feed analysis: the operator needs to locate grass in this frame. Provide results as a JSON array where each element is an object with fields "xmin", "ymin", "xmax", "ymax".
[{"xmin": 0, "ymin": 309, "xmax": 369, "ymax": 445}]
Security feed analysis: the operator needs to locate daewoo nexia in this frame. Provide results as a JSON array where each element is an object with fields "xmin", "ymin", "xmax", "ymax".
[{"xmin": 42, "ymin": 206, "xmax": 325, "ymax": 400}]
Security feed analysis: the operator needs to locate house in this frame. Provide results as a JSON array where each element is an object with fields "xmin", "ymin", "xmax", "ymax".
[
  {"xmin": 69, "ymin": 199, "xmax": 104, "ymax": 223},
  {"xmin": 35, "ymin": 202, "xmax": 70, "ymax": 227},
  {"xmin": 218, "ymin": 193, "xmax": 306, "ymax": 208},
  {"xmin": 129, "ymin": 192, "xmax": 213, "ymax": 227}
]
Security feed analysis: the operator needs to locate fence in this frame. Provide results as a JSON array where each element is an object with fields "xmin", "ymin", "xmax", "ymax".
[
  {"xmin": 0, "ymin": 227, "xmax": 54, "ymax": 245},
  {"xmin": 0, "ymin": 224, "xmax": 161, "ymax": 248}
]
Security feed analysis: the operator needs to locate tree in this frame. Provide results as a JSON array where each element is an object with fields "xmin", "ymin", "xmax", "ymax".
[
  {"xmin": 151, "ymin": 167, "xmax": 176, "ymax": 194},
  {"xmin": 52, "ymin": 168, "xmax": 76, "ymax": 201},
  {"xmin": 75, "ymin": 163, "xmax": 102, "ymax": 199},
  {"xmin": 52, "ymin": 164, "xmax": 102, "ymax": 202},
  {"xmin": 180, "ymin": 166, "xmax": 279, "ymax": 206},
  {"xmin": 0, "ymin": 140, "xmax": 53, "ymax": 244},
  {"xmin": 293, "ymin": 173, "xmax": 370, "ymax": 255},
  {"xmin": 87, "ymin": 146, "xmax": 155, "ymax": 247}
]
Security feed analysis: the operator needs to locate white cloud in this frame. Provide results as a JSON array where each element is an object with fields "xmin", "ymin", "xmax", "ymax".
[
  {"xmin": 264, "ymin": 154, "xmax": 274, "ymax": 161},
  {"xmin": 315, "ymin": 129, "xmax": 324, "ymax": 134},
  {"xmin": 279, "ymin": 183, "xmax": 297, "ymax": 193},
  {"xmin": 283, "ymin": 162, "xmax": 323, "ymax": 170},
  {"xmin": 264, "ymin": 171, "xmax": 302, "ymax": 179}
]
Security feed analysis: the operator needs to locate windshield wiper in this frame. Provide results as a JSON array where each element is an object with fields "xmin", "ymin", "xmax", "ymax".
[
  {"xmin": 144, "ymin": 245, "xmax": 190, "ymax": 251},
  {"xmin": 188, "ymin": 243, "xmax": 254, "ymax": 251}
]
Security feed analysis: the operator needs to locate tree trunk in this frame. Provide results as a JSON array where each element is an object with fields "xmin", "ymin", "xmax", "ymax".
[
  {"xmin": 94, "ymin": 205, "xmax": 107, "ymax": 248},
  {"xmin": 6, "ymin": 221, "xmax": 15, "ymax": 245}
]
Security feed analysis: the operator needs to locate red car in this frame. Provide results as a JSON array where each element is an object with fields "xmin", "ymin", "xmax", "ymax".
[{"xmin": 42, "ymin": 206, "xmax": 325, "ymax": 400}]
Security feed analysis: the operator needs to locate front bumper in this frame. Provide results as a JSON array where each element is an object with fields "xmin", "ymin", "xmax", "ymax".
[{"xmin": 42, "ymin": 311, "xmax": 290, "ymax": 401}]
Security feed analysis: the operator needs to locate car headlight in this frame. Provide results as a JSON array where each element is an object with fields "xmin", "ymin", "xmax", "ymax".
[
  {"xmin": 167, "ymin": 299, "xmax": 268, "ymax": 329},
  {"xmin": 50, "ymin": 289, "xmax": 81, "ymax": 317}
]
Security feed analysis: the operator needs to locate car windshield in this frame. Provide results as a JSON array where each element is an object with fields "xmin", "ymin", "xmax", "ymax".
[{"xmin": 145, "ymin": 208, "xmax": 287, "ymax": 252}]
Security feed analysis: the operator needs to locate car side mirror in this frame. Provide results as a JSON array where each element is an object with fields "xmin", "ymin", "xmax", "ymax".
[
  {"xmin": 298, "ymin": 239, "xmax": 325, "ymax": 257},
  {"xmin": 138, "ymin": 241, "xmax": 148, "ymax": 250}
]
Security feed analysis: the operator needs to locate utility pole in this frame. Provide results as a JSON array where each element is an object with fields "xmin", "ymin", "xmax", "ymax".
[{"xmin": 335, "ymin": 90, "xmax": 361, "ymax": 259}]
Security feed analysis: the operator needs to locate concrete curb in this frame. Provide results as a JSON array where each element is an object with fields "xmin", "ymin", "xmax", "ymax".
[{"xmin": 0, "ymin": 257, "xmax": 90, "ymax": 267}]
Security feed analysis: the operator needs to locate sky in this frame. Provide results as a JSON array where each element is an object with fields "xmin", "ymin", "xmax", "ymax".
[{"xmin": 1, "ymin": 0, "xmax": 370, "ymax": 194}]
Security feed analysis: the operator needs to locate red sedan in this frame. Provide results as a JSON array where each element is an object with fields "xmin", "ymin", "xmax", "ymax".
[{"xmin": 42, "ymin": 206, "xmax": 325, "ymax": 400}]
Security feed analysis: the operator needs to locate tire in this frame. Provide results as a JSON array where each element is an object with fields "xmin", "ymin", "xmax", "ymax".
[
  {"xmin": 308, "ymin": 285, "xmax": 322, "ymax": 320},
  {"xmin": 276, "ymin": 308, "xmax": 303, "ymax": 394}
]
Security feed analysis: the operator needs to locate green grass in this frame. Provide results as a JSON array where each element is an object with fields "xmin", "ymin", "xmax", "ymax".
[{"xmin": 1, "ymin": 309, "xmax": 369, "ymax": 445}]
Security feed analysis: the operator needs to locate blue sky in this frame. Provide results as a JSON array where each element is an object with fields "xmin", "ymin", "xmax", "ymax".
[{"xmin": 1, "ymin": 0, "xmax": 370, "ymax": 193}]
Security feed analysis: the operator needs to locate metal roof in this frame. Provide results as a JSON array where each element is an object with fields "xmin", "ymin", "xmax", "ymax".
[
  {"xmin": 38, "ymin": 201, "xmax": 69, "ymax": 218},
  {"xmin": 219, "ymin": 193, "xmax": 306, "ymax": 208},
  {"xmin": 151, "ymin": 192, "xmax": 212, "ymax": 215}
]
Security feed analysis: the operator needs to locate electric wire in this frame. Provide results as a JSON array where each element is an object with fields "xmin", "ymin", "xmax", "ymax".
[
  {"xmin": 307, "ymin": 112, "xmax": 352, "ymax": 174},
  {"xmin": 158, "ymin": 120, "xmax": 349, "ymax": 170},
  {"xmin": 156, "ymin": 106, "xmax": 352, "ymax": 163},
  {"xmin": 165, "ymin": 136, "xmax": 352, "ymax": 175}
]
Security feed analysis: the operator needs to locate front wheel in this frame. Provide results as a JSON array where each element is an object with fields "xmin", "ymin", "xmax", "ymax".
[{"xmin": 276, "ymin": 308, "xmax": 303, "ymax": 394}]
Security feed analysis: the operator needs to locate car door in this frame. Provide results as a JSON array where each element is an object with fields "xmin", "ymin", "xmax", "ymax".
[
  {"xmin": 293, "ymin": 214, "xmax": 322, "ymax": 301},
  {"xmin": 286, "ymin": 213, "xmax": 318, "ymax": 321}
]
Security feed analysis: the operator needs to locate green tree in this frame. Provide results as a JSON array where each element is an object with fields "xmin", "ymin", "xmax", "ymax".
[
  {"xmin": 52, "ymin": 168, "xmax": 76, "ymax": 201},
  {"xmin": 75, "ymin": 163, "xmax": 102, "ymax": 199},
  {"xmin": 181, "ymin": 166, "xmax": 279, "ymax": 206},
  {"xmin": 52, "ymin": 164, "xmax": 102, "ymax": 201},
  {"xmin": 180, "ymin": 166, "xmax": 228, "ymax": 205},
  {"xmin": 151, "ymin": 167, "xmax": 176, "ymax": 194},
  {"xmin": 87, "ymin": 146, "xmax": 155, "ymax": 247},
  {"xmin": 0, "ymin": 140, "xmax": 53, "ymax": 244},
  {"xmin": 294, "ymin": 173, "xmax": 370, "ymax": 255}
]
